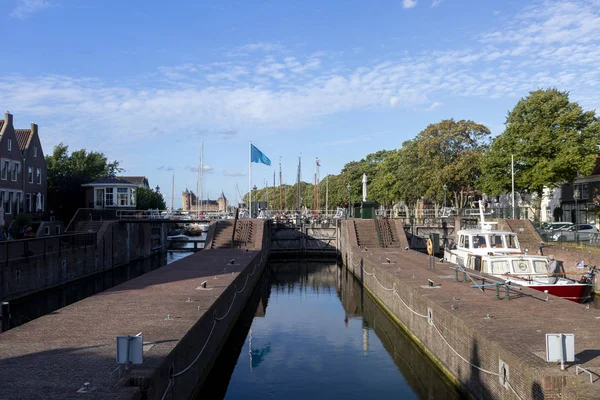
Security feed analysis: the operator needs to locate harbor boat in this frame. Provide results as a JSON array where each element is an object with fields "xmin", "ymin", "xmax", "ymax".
[
  {"xmin": 444, "ymin": 201, "xmax": 595, "ymax": 303},
  {"xmin": 167, "ymin": 234, "xmax": 190, "ymax": 249}
]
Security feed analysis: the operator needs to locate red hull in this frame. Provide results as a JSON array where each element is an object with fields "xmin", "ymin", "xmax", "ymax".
[{"xmin": 529, "ymin": 284, "xmax": 593, "ymax": 303}]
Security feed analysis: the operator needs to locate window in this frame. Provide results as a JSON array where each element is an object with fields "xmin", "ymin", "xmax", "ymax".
[
  {"xmin": 7, "ymin": 192, "xmax": 13, "ymax": 214},
  {"xmin": 34, "ymin": 146, "xmax": 37, "ymax": 158},
  {"xmin": 117, "ymin": 188, "xmax": 128, "ymax": 206},
  {"xmin": 473, "ymin": 235, "xmax": 487, "ymax": 248},
  {"xmin": 7, "ymin": 139, "xmax": 11, "ymax": 151},
  {"xmin": 512, "ymin": 260, "xmax": 532, "ymax": 273},
  {"xmin": 1, "ymin": 161, "xmax": 8, "ymax": 180},
  {"xmin": 533, "ymin": 260, "xmax": 547, "ymax": 274},
  {"xmin": 11, "ymin": 162, "xmax": 18, "ymax": 181},
  {"xmin": 490, "ymin": 260, "xmax": 510, "ymax": 274},
  {"xmin": 15, "ymin": 193, "xmax": 21, "ymax": 214},
  {"xmin": 55, "ymin": 226, "xmax": 60, "ymax": 235},
  {"xmin": 582, "ymin": 184, "xmax": 589, "ymax": 200},
  {"xmin": 0, "ymin": 192, "xmax": 4, "ymax": 212},
  {"xmin": 462, "ymin": 235, "xmax": 470, "ymax": 249},
  {"xmin": 490, "ymin": 235, "xmax": 503, "ymax": 248},
  {"xmin": 26, "ymin": 194, "xmax": 32, "ymax": 212},
  {"xmin": 105, "ymin": 188, "xmax": 114, "ymax": 206},
  {"xmin": 130, "ymin": 188, "xmax": 136, "ymax": 206},
  {"xmin": 44, "ymin": 226, "xmax": 50, "ymax": 236},
  {"xmin": 505, "ymin": 235, "xmax": 518, "ymax": 249},
  {"xmin": 28, "ymin": 167, "xmax": 33, "ymax": 183},
  {"xmin": 36, "ymin": 168, "xmax": 41, "ymax": 184},
  {"xmin": 40, "ymin": 194, "xmax": 44, "ymax": 211}
]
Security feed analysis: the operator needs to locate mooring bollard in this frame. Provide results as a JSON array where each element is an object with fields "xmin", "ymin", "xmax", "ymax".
[
  {"xmin": 504, "ymin": 285, "xmax": 510, "ymax": 300},
  {"xmin": 455, "ymin": 269, "xmax": 460, "ymax": 282},
  {"xmin": 495, "ymin": 283, "xmax": 501, "ymax": 300}
]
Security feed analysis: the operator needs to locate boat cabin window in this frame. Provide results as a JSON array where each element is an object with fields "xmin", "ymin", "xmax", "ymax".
[
  {"xmin": 505, "ymin": 235, "xmax": 518, "ymax": 249},
  {"xmin": 490, "ymin": 260, "xmax": 510, "ymax": 274},
  {"xmin": 532, "ymin": 260, "xmax": 547, "ymax": 273},
  {"xmin": 459, "ymin": 235, "xmax": 469, "ymax": 249},
  {"xmin": 490, "ymin": 235, "xmax": 503, "ymax": 248},
  {"xmin": 473, "ymin": 235, "xmax": 487, "ymax": 248},
  {"xmin": 512, "ymin": 259, "xmax": 532, "ymax": 273}
]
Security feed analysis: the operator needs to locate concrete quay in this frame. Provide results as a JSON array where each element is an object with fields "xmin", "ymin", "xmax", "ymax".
[
  {"xmin": 0, "ymin": 248, "xmax": 267, "ymax": 400},
  {"xmin": 341, "ymin": 220, "xmax": 600, "ymax": 399}
]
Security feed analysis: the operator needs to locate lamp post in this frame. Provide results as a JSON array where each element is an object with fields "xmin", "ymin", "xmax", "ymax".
[
  {"xmin": 347, "ymin": 183, "xmax": 351, "ymax": 219},
  {"xmin": 573, "ymin": 186, "xmax": 580, "ymax": 245},
  {"xmin": 443, "ymin": 184, "xmax": 448, "ymax": 209}
]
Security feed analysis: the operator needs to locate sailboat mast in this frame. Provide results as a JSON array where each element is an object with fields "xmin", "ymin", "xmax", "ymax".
[
  {"xmin": 200, "ymin": 142, "xmax": 204, "ymax": 215},
  {"xmin": 279, "ymin": 158, "xmax": 282, "ymax": 211},
  {"xmin": 171, "ymin": 173, "xmax": 175, "ymax": 214}
]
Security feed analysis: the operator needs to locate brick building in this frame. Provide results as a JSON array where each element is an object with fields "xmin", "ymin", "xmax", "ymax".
[
  {"xmin": 182, "ymin": 190, "xmax": 228, "ymax": 212},
  {"xmin": 0, "ymin": 112, "xmax": 47, "ymax": 228}
]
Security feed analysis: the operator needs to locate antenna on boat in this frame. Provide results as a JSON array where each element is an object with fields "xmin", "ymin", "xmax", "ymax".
[{"xmin": 479, "ymin": 200, "xmax": 497, "ymax": 231}]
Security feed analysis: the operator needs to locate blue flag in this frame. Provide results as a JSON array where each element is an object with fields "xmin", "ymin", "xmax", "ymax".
[{"xmin": 251, "ymin": 144, "xmax": 271, "ymax": 166}]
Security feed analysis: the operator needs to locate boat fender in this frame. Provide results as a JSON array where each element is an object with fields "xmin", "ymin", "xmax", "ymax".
[{"xmin": 426, "ymin": 239, "xmax": 433, "ymax": 255}]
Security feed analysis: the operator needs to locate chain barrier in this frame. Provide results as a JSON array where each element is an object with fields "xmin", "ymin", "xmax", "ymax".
[
  {"xmin": 161, "ymin": 251, "xmax": 265, "ymax": 399},
  {"xmin": 357, "ymin": 258, "xmax": 524, "ymax": 399}
]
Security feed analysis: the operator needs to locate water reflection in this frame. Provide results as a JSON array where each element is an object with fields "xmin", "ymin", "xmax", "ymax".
[
  {"xmin": 8, "ymin": 251, "xmax": 193, "ymax": 329},
  {"xmin": 198, "ymin": 262, "xmax": 464, "ymax": 400}
]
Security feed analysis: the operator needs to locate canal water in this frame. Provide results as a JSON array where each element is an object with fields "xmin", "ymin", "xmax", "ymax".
[
  {"xmin": 198, "ymin": 262, "xmax": 464, "ymax": 400},
  {"xmin": 7, "ymin": 251, "xmax": 193, "ymax": 329}
]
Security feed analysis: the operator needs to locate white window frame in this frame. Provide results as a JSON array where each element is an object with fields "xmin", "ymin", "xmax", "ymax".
[
  {"xmin": 44, "ymin": 226, "xmax": 50, "ymax": 236},
  {"xmin": 117, "ymin": 187, "xmax": 129, "ymax": 206},
  {"xmin": 105, "ymin": 188, "xmax": 114, "ymax": 206},
  {"xmin": 11, "ymin": 162, "xmax": 19, "ymax": 182},
  {"xmin": 36, "ymin": 168, "xmax": 41, "ymax": 184},
  {"xmin": 34, "ymin": 146, "xmax": 37, "ymax": 158},
  {"xmin": 7, "ymin": 139, "xmax": 11, "ymax": 151},
  {"xmin": 7, "ymin": 192, "xmax": 13, "ymax": 214}
]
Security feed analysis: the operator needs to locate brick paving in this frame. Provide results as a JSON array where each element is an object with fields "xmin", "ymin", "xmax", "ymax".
[
  {"xmin": 0, "ymin": 249, "xmax": 260, "ymax": 400},
  {"xmin": 353, "ymin": 245, "xmax": 600, "ymax": 397}
]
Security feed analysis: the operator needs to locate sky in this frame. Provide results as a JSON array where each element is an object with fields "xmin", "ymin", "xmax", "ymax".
[{"xmin": 2, "ymin": 0, "xmax": 600, "ymax": 209}]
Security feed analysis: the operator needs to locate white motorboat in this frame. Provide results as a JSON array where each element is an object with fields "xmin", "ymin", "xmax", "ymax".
[{"xmin": 444, "ymin": 201, "xmax": 594, "ymax": 302}]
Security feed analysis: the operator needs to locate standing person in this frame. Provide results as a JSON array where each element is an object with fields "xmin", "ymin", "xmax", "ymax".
[{"xmin": 547, "ymin": 255, "xmax": 560, "ymax": 283}]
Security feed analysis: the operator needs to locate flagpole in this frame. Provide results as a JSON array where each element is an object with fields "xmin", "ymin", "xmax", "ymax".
[{"xmin": 249, "ymin": 142, "xmax": 252, "ymax": 217}]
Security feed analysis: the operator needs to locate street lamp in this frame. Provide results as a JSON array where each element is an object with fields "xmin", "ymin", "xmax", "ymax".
[
  {"xmin": 347, "ymin": 183, "xmax": 351, "ymax": 219},
  {"xmin": 573, "ymin": 185, "xmax": 580, "ymax": 245},
  {"xmin": 443, "ymin": 184, "xmax": 448, "ymax": 209}
]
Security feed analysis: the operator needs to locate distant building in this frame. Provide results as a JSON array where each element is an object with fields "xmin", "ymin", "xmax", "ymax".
[
  {"xmin": 182, "ymin": 190, "xmax": 228, "ymax": 212},
  {"xmin": 0, "ymin": 112, "xmax": 47, "ymax": 227},
  {"xmin": 82, "ymin": 176, "xmax": 150, "ymax": 209}
]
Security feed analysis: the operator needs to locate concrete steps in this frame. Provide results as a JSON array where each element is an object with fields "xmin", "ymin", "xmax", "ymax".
[
  {"xmin": 353, "ymin": 219, "xmax": 381, "ymax": 248},
  {"xmin": 376, "ymin": 219, "xmax": 401, "ymax": 248},
  {"xmin": 500, "ymin": 219, "xmax": 543, "ymax": 249},
  {"xmin": 234, "ymin": 220, "xmax": 254, "ymax": 248},
  {"xmin": 211, "ymin": 221, "xmax": 235, "ymax": 249}
]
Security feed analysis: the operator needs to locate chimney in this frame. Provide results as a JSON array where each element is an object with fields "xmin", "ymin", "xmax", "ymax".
[
  {"xmin": 4, "ymin": 111, "xmax": 12, "ymax": 127},
  {"xmin": 31, "ymin": 122, "xmax": 38, "ymax": 136}
]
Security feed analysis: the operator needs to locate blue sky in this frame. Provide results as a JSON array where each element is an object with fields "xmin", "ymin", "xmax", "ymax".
[{"xmin": 2, "ymin": 0, "xmax": 600, "ymax": 208}]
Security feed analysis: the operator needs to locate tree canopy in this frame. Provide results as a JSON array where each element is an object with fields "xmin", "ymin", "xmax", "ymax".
[
  {"xmin": 479, "ymin": 88, "xmax": 600, "ymax": 196},
  {"xmin": 136, "ymin": 187, "xmax": 166, "ymax": 210},
  {"xmin": 46, "ymin": 143, "xmax": 121, "ymax": 221}
]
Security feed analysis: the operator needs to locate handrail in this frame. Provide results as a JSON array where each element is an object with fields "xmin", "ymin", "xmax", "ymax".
[{"xmin": 372, "ymin": 212, "xmax": 383, "ymax": 247}]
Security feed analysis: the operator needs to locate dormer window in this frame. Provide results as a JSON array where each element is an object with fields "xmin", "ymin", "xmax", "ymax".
[
  {"xmin": 7, "ymin": 139, "xmax": 11, "ymax": 151},
  {"xmin": 34, "ymin": 146, "xmax": 37, "ymax": 157}
]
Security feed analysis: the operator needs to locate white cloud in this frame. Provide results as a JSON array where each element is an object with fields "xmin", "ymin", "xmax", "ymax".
[
  {"xmin": 185, "ymin": 165, "xmax": 214, "ymax": 173},
  {"xmin": 10, "ymin": 0, "xmax": 54, "ymax": 19},
  {"xmin": 223, "ymin": 171, "xmax": 247, "ymax": 177},
  {"xmin": 3, "ymin": 0, "xmax": 600, "ymax": 154},
  {"xmin": 431, "ymin": 0, "xmax": 443, "ymax": 7},
  {"xmin": 403, "ymin": 0, "xmax": 417, "ymax": 9},
  {"xmin": 426, "ymin": 102, "xmax": 441, "ymax": 111}
]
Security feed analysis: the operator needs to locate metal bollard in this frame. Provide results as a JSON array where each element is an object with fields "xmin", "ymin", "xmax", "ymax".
[
  {"xmin": 463, "ymin": 271, "xmax": 467, "ymax": 282},
  {"xmin": 504, "ymin": 285, "xmax": 510, "ymax": 300},
  {"xmin": 455, "ymin": 269, "xmax": 460, "ymax": 282},
  {"xmin": 495, "ymin": 283, "xmax": 500, "ymax": 300}
]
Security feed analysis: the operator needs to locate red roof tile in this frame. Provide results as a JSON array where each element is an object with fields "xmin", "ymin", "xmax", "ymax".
[{"xmin": 14, "ymin": 129, "xmax": 32, "ymax": 151}]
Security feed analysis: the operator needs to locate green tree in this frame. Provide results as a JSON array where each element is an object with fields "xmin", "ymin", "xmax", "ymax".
[
  {"xmin": 396, "ymin": 120, "xmax": 490, "ymax": 207},
  {"xmin": 136, "ymin": 187, "xmax": 166, "ymax": 210},
  {"xmin": 46, "ymin": 143, "xmax": 122, "ymax": 222},
  {"xmin": 479, "ymin": 89, "xmax": 600, "ymax": 197}
]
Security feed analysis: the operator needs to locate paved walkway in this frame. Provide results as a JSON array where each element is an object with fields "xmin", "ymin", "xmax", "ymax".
[
  {"xmin": 354, "ymin": 246, "xmax": 600, "ymax": 397},
  {"xmin": 0, "ymin": 249, "xmax": 260, "ymax": 400}
]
